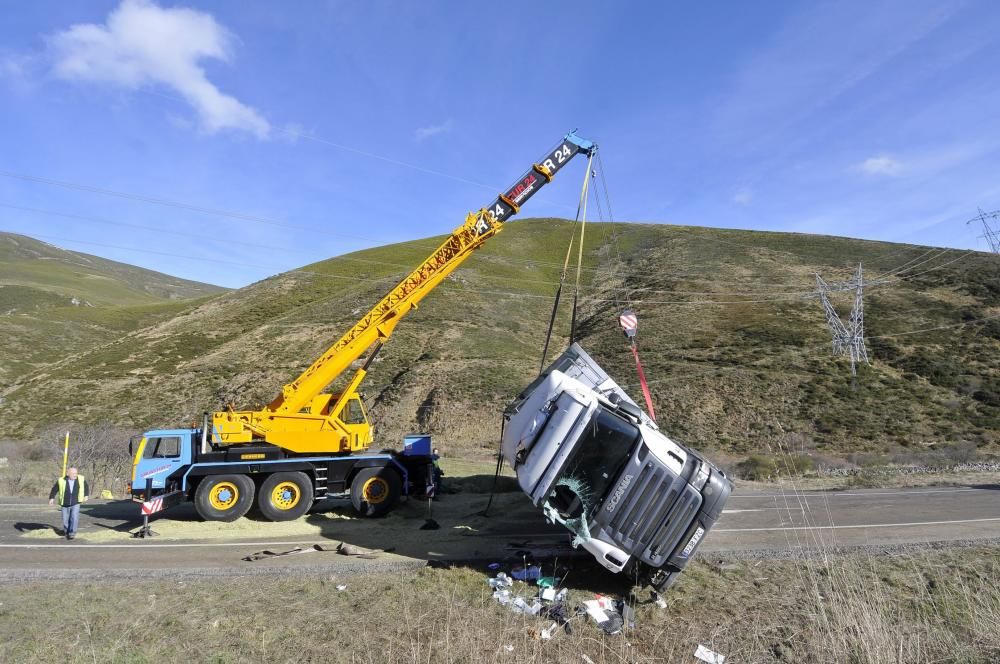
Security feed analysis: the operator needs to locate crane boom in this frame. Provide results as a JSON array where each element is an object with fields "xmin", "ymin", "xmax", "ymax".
[
  {"xmin": 273, "ymin": 131, "xmax": 596, "ymax": 414},
  {"xmin": 213, "ymin": 131, "xmax": 595, "ymax": 453}
]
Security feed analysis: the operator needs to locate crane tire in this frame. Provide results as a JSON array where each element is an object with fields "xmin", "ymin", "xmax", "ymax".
[
  {"xmin": 257, "ymin": 471, "xmax": 314, "ymax": 522},
  {"xmin": 350, "ymin": 467, "xmax": 401, "ymax": 517},
  {"xmin": 194, "ymin": 474, "xmax": 254, "ymax": 522}
]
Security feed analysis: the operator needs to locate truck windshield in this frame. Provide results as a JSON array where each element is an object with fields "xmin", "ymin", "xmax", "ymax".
[{"xmin": 544, "ymin": 409, "xmax": 638, "ymax": 534}]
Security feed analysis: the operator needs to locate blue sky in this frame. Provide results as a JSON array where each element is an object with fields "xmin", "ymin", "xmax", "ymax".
[{"xmin": 1, "ymin": 0, "xmax": 998, "ymax": 288}]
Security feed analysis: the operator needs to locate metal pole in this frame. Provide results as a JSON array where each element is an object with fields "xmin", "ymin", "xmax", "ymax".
[{"xmin": 61, "ymin": 432, "xmax": 69, "ymax": 477}]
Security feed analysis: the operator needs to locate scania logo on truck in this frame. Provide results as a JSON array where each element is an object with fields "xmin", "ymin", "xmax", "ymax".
[{"xmin": 605, "ymin": 474, "xmax": 633, "ymax": 513}]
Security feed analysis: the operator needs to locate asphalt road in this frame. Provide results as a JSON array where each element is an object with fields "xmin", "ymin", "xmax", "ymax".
[{"xmin": 1, "ymin": 484, "xmax": 998, "ymax": 580}]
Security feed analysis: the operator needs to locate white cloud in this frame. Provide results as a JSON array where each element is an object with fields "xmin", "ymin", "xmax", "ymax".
[
  {"xmin": 46, "ymin": 0, "xmax": 269, "ymax": 138},
  {"xmin": 732, "ymin": 186, "xmax": 753, "ymax": 205},
  {"xmin": 1, "ymin": 52, "xmax": 31, "ymax": 79},
  {"xmin": 414, "ymin": 119, "xmax": 453, "ymax": 142},
  {"xmin": 859, "ymin": 154, "xmax": 903, "ymax": 176}
]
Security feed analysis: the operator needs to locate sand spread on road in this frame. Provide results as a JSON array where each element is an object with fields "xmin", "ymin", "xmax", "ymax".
[{"xmin": 20, "ymin": 492, "xmax": 525, "ymax": 543}]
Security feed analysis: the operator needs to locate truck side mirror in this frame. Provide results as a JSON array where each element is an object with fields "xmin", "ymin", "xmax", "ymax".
[{"xmin": 128, "ymin": 439, "xmax": 134, "ymax": 456}]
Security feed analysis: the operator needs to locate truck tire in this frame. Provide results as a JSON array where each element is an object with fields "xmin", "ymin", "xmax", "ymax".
[
  {"xmin": 350, "ymin": 467, "xmax": 401, "ymax": 517},
  {"xmin": 194, "ymin": 474, "xmax": 254, "ymax": 522},
  {"xmin": 257, "ymin": 471, "xmax": 314, "ymax": 522}
]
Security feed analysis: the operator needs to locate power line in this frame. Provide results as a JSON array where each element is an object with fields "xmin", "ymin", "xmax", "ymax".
[
  {"xmin": 11, "ymin": 229, "xmax": 984, "ymax": 310},
  {"xmin": 4, "ymin": 164, "xmax": 983, "ymax": 290},
  {"xmin": 1, "ymin": 206, "xmax": 881, "ymax": 298}
]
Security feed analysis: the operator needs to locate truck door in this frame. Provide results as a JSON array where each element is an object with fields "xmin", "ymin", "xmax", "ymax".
[
  {"xmin": 135, "ymin": 433, "xmax": 191, "ymax": 490},
  {"xmin": 340, "ymin": 396, "xmax": 373, "ymax": 451}
]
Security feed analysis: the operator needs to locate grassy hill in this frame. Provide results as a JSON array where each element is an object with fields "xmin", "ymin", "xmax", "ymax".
[
  {"xmin": 2, "ymin": 220, "xmax": 997, "ymax": 466},
  {"xmin": 0, "ymin": 232, "xmax": 226, "ymax": 385}
]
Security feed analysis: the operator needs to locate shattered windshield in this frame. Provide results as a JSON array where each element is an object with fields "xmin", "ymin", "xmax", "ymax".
[{"xmin": 542, "ymin": 408, "xmax": 638, "ymax": 542}]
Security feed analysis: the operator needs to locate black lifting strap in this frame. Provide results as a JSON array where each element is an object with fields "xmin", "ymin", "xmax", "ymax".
[
  {"xmin": 539, "ymin": 236, "xmax": 573, "ymax": 373},
  {"xmin": 539, "ymin": 154, "xmax": 593, "ymax": 372},
  {"xmin": 480, "ymin": 417, "xmax": 505, "ymax": 517}
]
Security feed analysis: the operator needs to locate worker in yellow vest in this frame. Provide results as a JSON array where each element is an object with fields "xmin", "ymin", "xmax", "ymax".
[{"xmin": 48, "ymin": 467, "xmax": 89, "ymax": 540}]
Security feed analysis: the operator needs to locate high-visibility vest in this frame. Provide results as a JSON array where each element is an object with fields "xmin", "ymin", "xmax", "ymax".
[{"xmin": 57, "ymin": 476, "xmax": 87, "ymax": 505}]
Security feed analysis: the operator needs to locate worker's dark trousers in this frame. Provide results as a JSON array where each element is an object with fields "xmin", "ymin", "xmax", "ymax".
[{"xmin": 61, "ymin": 504, "xmax": 80, "ymax": 536}]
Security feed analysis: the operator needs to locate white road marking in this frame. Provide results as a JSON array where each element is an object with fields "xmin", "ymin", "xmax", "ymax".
[
  {"xmin": 830, "ymin": 489, "xmax": 987, "ymax": 497},
  {"xmin": 0, "ymin": 540, "xmax": 344, "ymax": 549},
  {"xmin": 716, "ymin": 516, "xmax": 1000, "ymax": 533},
  {"xmin": 721, "ymin": 509, "xmax": 770, "ymax": 514},
  {"xmin": 729, "ymin": 488, "xmax": 985, "ymax": 499}
]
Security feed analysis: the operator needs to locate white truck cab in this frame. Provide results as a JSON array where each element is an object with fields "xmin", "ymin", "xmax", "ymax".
[{"xmin": 502, "ymin": 344, "xmax": 732, "ymax": 590}]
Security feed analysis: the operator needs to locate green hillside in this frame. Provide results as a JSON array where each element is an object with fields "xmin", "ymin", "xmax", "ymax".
[
  {"xmin": 0, "ymin": 232, "xmax": 226, "ymax": 304},
  {"xmin": 0, "ymin": 232, "xmax": 226, "ymax": 385},
  {"xmin": 2, "ymin": 220, "xmax": 998, "ymax": 466}
]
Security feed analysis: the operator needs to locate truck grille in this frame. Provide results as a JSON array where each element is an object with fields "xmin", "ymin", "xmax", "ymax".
[{"xmin": 604, "ymin": 460, "xmax": 703, "ymax": 566}]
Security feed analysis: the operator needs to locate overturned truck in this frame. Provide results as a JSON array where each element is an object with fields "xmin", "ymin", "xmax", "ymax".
[{"xmin": 502, "ymin": 344, "xmax": 732, "ymax": 590}]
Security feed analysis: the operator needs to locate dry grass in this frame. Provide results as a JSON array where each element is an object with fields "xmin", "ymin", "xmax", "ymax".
[{"xmin": 1, "ymin": 546, "xmax": 998, "ymax": 663}]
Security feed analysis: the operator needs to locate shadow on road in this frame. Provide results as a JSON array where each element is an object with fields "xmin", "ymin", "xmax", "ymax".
[
  {"xmin": 14, "ymin": 522, "xmax": 58, "ymax": 535},
  {"xmin": 290, "ymin": 486, "xmax": 571, "ymax": 569}
]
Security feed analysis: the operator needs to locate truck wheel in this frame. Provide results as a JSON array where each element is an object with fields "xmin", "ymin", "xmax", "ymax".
[
  {"xmin": 350, "ymin": 467, "xmax": 401, "ymax": 517},
  {"xmin": 194, "ymin": 474, "xmax": 254, "ymax": 522},
  {"xmin": 257, "ymin": 472, "xmax": 314, "ymax": 521}
]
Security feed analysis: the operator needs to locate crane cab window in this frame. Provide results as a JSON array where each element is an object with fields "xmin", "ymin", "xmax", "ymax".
[
  {"xmin": 143, "ymin": 436, "xmax": 181, "ymax": 459},
  {"xmin": 342, "ymin": 398, "xmax": 367, "ymax": 425}
]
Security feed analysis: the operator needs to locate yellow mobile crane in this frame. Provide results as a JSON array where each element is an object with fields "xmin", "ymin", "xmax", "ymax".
[{"xmin": 129, "ymin": 132, "xmax": 596, "ymax": 522}]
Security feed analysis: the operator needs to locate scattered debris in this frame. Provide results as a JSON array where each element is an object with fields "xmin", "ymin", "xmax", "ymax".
[
  {"xmin": 487, "ymin": 563, "xmax": 633, "ymax": 638},
  {"xmin": 543, "ymin": 602, "xmax": 573, "ymax": 634},
  {"xmin": 650, "ymin": 590, "xmax": 667, "ymax": 609},
  {"xmin": 336, "ymin": 542, "xmax": 392, "ymax": 558},
  {"xmin": 620, "ymin": 602, "xmax": 636, "ymax": 630},
  {"xmin": 579, "ymin": 596, "xmax": 632, "ymax": 635},
  {"xmin": 581, "ymin": 599, "xmax": 611, "ymax": 625},
  {"xmin": 488, "ymin": 573, "xmax": 513, "ymax": 590},
  {"xmin": 503, "ymin": 644, "xmax": 514, "ymax": 652},
  {"xmin": 243, "ymin": 544, "xmax": 333, "ymax": 561},
  {"xmin": 511, "ymin": 565, "xmax": 542, "ymax": 581},
  {"xmin": 581, "ymin": 655, "xmax": 596, "ymax": 664},
  {"xmin": 511, "ymin": 597, "xmax": 543, "ymax": 616},
  {"xmin": 243, "ymin": 541, "xmax": 392, "ymax": 562},
  {"xmin": 694, "ymin": 644, "xmax": 726, "ymax": 664},
  {"xmin": 335, "ymin": 584, "xmax": 347, "ymax": 591}
]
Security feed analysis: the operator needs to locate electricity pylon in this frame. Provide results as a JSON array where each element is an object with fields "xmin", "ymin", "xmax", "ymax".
[
  {"xmin": 968, "ymin": 208, "xmax": 1000, "ymax": 254},
  {"xmin": 816, "ymin": 263, "xmax": 869, "ymax": 376}
]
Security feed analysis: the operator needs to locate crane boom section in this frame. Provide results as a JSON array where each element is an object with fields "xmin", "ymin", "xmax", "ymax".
[{"xmin": 270, "ymin": 132, "xmax": 595, "ymax": 415}]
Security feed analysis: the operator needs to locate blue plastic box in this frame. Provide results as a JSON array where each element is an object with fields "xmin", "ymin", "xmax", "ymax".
[{"xmin": 403, "ymin": 434, "xmax": 432, "ymax": 456}]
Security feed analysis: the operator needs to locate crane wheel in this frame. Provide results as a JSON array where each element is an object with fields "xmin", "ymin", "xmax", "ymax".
[
  {"xmin": 194, "ymin": 474, "xmax": 254, "ymax": 522},
  {"xmin": 257, "ymin": 472, "xmax": 314, "ymax": 521},
  {"xmin": 350, "ymin": 467, "xmax": 401, "ymax": 517}
]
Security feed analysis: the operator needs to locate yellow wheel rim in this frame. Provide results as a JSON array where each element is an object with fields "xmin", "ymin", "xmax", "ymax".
[
  {"xmin": 209, "ymin": 481, "xmax": 239, "ymax": 510},
  {"xmin": 270, "ymin": 481, "xmax": 301, "ymax": 510},
  {"xmin": 362, "ymin": 477, "xmax": 389, "ymax": 504}
]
